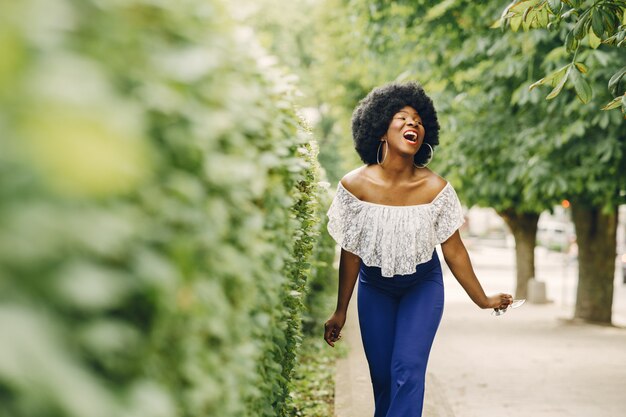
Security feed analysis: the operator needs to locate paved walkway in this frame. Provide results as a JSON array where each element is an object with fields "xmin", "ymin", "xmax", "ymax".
[{"xmin": 334, "ymin": 242, "xmax": 626, "ymax": 417}]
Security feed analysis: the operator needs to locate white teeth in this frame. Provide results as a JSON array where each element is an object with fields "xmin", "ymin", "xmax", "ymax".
[{"xmin": 403, "ymin": 131, "xmax": 417, "ymax": 141}]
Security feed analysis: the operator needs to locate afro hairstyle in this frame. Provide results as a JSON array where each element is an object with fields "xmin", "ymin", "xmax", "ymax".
[{"xmin": 351, "ymin": 81, "xmax": 440, "ymax": 165}]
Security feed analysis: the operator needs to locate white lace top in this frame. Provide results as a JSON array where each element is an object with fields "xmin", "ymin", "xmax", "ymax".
[{"xmin": 326, "ymin": 181, "xmax": 465, "ymax": 277}]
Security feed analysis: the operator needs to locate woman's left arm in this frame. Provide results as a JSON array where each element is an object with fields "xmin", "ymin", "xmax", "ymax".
[{"xmin": 440, "ymin": 231, "xmax": 512, "ymax": 309}]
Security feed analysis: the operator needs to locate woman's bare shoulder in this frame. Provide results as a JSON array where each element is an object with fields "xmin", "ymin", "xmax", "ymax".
[
  {"xmin": 416, "ymin": 169, "xmax": 449, "ymax": 200},
  {"xmin": 339, "ymin": 166, "xmax": 449, "ymax": 203},
  {"xmin": 424, "ymin": 169, "xmax": 448, "ymax": 188},
  {"xmin": 339, "ymin": 165, "xmax": 371, "ymax": 195}
]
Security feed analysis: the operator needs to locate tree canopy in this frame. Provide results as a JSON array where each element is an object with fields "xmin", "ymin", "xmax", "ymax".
[{"xmin": 497, "ymin": 0, "xmax": 626, "ymax": 115}]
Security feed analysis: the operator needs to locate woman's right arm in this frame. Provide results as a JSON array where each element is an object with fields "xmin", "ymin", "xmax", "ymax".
[{"xmin": 323, "ymin": 248, "xmax": 361, "ymax": 347}]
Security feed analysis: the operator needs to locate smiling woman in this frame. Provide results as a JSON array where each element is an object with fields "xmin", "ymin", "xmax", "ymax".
[
  {"xmin": 351, "ymin": 82, "xmax": 440, "ymax": 167},
  {"xmin": 323, "ymin": 81, "xmax": 514, "ymax": 417}
]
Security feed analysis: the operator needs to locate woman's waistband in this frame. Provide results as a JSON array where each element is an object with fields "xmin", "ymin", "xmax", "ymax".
[{"xmin": 358, "ymin": 249, "xmax": 441, "ymax": 284}]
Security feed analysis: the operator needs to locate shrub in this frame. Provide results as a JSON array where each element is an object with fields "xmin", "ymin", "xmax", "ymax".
[{"xmin": 0, "ymin": 1, "xmax": 325, "ymax": 416}]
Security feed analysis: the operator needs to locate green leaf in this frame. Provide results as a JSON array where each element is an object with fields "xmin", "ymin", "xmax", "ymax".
[
  {"xmin": 510, "ymin": 0, "xmax": 536, "ymax": 14},
  {"xmin": 561, "ymin": 9, "xmax": 577, "ymax": 20},
  {"xmin": 572, "ymin": 70, "xmax": 592, "ymax": 104},
  {"xmin": 588, "ymin": 29, "xmax": 602, "ymax": 48},
  {"xmin": 529, "ymin": 77, "xmax": 547, "ymax": 90},
  {"xmin": 600, "ymin": 9, "xmax": 616, "ymax": 33},
  {"xmin": 565, "ymin": 31, "xmax": 579, "ymax": 52},
  {"xmin": 608, "ymin": 66, "xmax": 626, "ymax": 96},
  {"xmin": 547, "ymin": 0, "xmax": 562, "ymax": 15},
  {"xmin": 591, "ymin": 10, "xmax": 604, "ymax": 38},
  {"xmin": 522, "ymin": 15, "xmax": 534, "ymax": 31},
  {"xmin": 490, "ymin": 18, "xmax": 503, "ymax": 29},
  {"xmin": 528, "ymin": 65, "xmax": 567, "ymax": 91},
  {"xmin": 600, "ymin": 95, "xmax": 621, "ymax": 110},
  {"xmin": 573, "ymin": 14, "xmax": 589, "ymax": 40},
  {"xmin": 530, "ymin": 65, "xmax": 569, "ymax": 92},
  {"xmin": 574, "ymin": 62, "xmax": 588, "ymax": 74},
  {"xmin": 522, "ymin": 6, "xmax": 533, "ymax": 22},
  {"xmin": 537, "ymin": 8, "xmax": 549, "ymax": 27},
  {"xmin": 546, "ymin": 65, "xmax": 571, "ymax": 100},
  {"xmin": 522, "ymin": 8, "xmax": 534, "ymax": 31},
  {"xmin": 499, "ymin": 0, "xmax": 519, "ymax": 25}
]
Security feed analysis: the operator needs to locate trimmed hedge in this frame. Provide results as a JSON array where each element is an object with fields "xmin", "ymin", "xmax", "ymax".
[
  {"xmin": 0, "ymin": 1, "xmax": 331, "ymax": 417},
  {"xmin": 302, "ymin": 183, "xmax": 337, "ymax": 337}
]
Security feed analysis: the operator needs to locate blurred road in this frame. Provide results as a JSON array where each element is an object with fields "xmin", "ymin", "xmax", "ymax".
[{"xmin": 334, "ymin": 239, "xmax": 626, "ymax": 417}]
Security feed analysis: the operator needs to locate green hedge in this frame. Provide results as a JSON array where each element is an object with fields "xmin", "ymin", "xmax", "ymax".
[
  {"xmin": 302, "ymin": 182, "xmax": 337, "ymax": 337},
  {"xmin": 0, "ymin": 1, "xmax": 329, "ymax": 417}
]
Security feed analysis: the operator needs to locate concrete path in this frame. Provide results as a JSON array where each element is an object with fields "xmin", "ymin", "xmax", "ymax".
[
  {"xmin": 428, "ymin": 301, "xmax": 626, "ymax": 417},
  {"xmin": 333, "ymin": 241, "xmax": 626, "ymax": 417}
]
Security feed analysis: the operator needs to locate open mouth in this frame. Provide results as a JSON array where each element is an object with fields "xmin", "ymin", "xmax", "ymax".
[{"xmin": 403, "ymin": 131, "xmax": 418, "ymax": 143}]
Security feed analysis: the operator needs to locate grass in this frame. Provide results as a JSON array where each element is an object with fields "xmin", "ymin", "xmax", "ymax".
[{"xmin": 290, "ymin": 334, "xmax": 348, "ymax": 417}]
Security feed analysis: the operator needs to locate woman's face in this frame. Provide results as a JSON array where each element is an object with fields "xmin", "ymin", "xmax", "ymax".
[{"xmin": 383, "ymin": 105, "xmax": 425, "ymax": 156}]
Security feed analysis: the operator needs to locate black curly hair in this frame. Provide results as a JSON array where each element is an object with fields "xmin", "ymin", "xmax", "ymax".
[{"xmin": 351, "ymin": 81, "xmax": 440, "ymax": 166}]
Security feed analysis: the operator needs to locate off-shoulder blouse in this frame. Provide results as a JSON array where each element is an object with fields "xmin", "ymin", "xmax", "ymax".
[{"xmin": 326, "ymin": 181, "xmax": 465, "ymax": 277}]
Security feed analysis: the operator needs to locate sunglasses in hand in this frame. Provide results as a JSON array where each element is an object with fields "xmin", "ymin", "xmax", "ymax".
[{"xmin": 492, "ymin": 299, "xmax": 526, "ymax": 316}]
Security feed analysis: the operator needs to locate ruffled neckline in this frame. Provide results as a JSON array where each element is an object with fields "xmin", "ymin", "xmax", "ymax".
[
  {"xmin": 326, "ymin": 180, "xmax": 465, "ymax": 277},
  {"xmin": 337, "ymin": 181, "xmax": 451, "ymax": 209}
]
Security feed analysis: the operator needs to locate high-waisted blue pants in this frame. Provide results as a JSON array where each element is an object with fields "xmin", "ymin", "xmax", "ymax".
[{"xmin": 357, "ymin": 250, "xmax": 444, "ymax": 417}]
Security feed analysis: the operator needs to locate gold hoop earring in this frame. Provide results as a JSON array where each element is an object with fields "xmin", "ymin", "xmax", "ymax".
[
  {"xmin": 377, "ymin": 140, "xmax": 388, "ymax": 165},
  {"xmin": 414, "ymin": 143, "xmax": 434, "ymax": 168}
]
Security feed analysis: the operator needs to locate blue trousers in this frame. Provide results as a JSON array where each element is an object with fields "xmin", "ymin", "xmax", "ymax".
[{"xmin": 357, "ymin": 250, "xmax": 444, "ymax": 417}]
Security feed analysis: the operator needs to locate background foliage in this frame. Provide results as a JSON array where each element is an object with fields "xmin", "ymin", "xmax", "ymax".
[
  {"xmin": 0, "ymin": 0, "xmax": 338, "ymax": 416},
  {"xmin": 498, "ymin": 0, "xmax": 626, "ymax": 113}
]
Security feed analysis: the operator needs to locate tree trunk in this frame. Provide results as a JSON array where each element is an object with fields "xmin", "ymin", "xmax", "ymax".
[
  {"xmin": 498, "ymin": 209, "xmax": 539, "ymax": 299},
  {"xmin": 571, "ymin": 204, "xmax": 617, "ymax": 324}
]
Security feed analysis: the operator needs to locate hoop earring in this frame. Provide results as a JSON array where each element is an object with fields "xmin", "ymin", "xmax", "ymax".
[
  {"xmin": 377, "ymin": 140, "xmax": 388, "ymax": 165},
  {"xmin": 413, "ymin": 143, "xmax": 434, "ymax": 168}
]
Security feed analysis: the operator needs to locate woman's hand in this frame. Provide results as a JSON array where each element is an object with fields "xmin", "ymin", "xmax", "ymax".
[
  {"xmin": 324, "ymin": 310, "xmax": 347, "ymax": 347},
  {"xmin": 482, "ymin": 293, "xmax": 513, "ymax": 310}
]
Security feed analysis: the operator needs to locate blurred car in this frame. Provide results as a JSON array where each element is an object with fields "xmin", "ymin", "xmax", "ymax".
[{"xmin": 537, "ymin": 220, "xmax": 575, "ymax": 252}]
